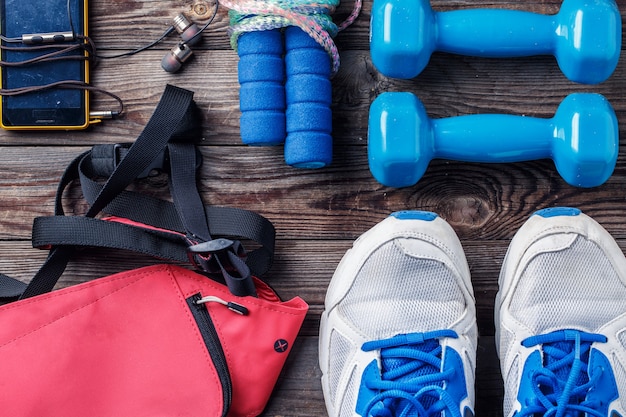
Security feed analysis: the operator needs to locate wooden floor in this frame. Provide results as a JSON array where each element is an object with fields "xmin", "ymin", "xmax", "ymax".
[{"xmin": 1, "ymin": 0, "xmax": 625, "ymax": 415}]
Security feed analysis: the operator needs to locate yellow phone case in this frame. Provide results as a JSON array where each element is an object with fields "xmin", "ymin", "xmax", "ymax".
[{"xmin": 0, "ymin": 0, "xmax": 90, "ymax": 130}]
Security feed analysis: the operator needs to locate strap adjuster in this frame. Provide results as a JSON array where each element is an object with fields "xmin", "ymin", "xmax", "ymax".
[
  {"xmin": 188, "ymin": 238, "xmax": 237, "ymax": 258},
  {"xmin": 187, "ymin": 238, "xmax": 257, "ymax": 297},
  {"xmin": 187, "ymin": 238, "xmax": 245, "ymax": 274},
  {"xmin": 89, "ymin": 143, "xmax": 161, "ymax": 178},
  {"xmin": 116, "ymin": 145, "xmax": 168, "ymax": 179},
  {"xmin": 90, "ymin": 143, "xmax": 203, "ymax": 179}
]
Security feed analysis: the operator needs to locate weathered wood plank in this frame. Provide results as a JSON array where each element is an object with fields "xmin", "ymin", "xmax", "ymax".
[
  {"xmin": 2, "ymin": 0, "xmax": 626, "ymax": 414},
  {"xmin": 2, "ymin": 146, "xmax": 626, "ymax": 241}
]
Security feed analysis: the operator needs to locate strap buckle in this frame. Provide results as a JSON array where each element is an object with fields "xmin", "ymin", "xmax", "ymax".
[
  {"xmin": 187, "ymin": 238, "xmax": 257, "ymax": 297},
  {"xmin": 90, "ymin": 143, "xmax": 162, "ymax": 179},
  {"xmin": 115, "ymin": 144, "xmax": 168, "ymax": 179},
  {"xmin": 130, "ymin": 145, "xmax": 203, "ymax": 178},
  {"xmin": 188, "ymin": 238, "xmax": 238, "ymax": 261},
  {"xmin": 90, "ymin": 143, "xmax": 203, "ymax": 179}
]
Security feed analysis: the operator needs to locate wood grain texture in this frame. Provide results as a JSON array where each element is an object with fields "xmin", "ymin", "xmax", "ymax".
[{"xmin": 1, "ymin": 0, "xmax": 626, "ymax": 415}]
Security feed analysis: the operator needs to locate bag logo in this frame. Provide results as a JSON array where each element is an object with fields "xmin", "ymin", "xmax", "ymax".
[{"xmin": 274, "ymin": 339, "xmax": 289, "ymax": 353}]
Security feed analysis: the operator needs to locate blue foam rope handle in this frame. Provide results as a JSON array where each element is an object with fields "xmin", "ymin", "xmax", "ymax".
[
  {"xmin": 284, "ymin": 26, "xmax": 333, "ymax": 168},
  {"xmin": 238, "ymin": 30, "xmax": 286, "ymax": 146}
]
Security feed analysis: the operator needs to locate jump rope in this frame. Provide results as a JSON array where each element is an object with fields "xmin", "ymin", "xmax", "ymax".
[{"xmin": 0, "ymin": 0, "xmax": 361, "ymax": 120}]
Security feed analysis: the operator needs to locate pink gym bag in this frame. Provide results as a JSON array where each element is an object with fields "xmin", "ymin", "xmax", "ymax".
[{"xmin": 0, "ymin": 85, "xmax": 308, "ymax": 416}]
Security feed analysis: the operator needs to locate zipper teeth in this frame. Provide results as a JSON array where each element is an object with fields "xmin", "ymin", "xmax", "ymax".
[{"xmin": 187, "ymin": 294, "xmax": 232, "ymax": 417}]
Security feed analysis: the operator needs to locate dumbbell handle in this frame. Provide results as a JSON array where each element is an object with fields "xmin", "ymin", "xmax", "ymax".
[
  {"xmin": 433, "ymin": 115, "xmax": 550, "ymax": 161},
  {"xmin": 437, "ymin": 10, "xmax": 554, "ymax": 57}
]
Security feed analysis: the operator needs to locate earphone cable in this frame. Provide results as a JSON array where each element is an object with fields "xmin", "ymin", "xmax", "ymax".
[
  {"xmin": 92, "ymin": 26, "xmax": 176, "ymax": 59},
  {"xmin": 94, "ymin": 0, "xmax": 219, "ymax": 60},
  {"xmin": 0, "ymin": 80, "xmax": 124, "ymax": 115},
  {"xmin": 0, "ymin": 41, "xmax": 90, "ymax": 67}
]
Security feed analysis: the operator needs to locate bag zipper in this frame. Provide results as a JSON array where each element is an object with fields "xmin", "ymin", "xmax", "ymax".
[{"xmin": 186, "ymin": 293, "xmax": 232, "ymax": 417}]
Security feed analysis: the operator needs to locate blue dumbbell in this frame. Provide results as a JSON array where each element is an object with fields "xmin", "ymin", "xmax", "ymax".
[
  {"xmin": 370, "ymin": 0, "xmax": 621, "ymax": 84},
  {"xmin": 238, "ymin": 30, "xmax": 286, "ymax": 146},
  {"xmin": 368, "ymin": 92, "xmax": 618, "ymax": 188},
  {"xmin": 284, "ymin": 26, "xmax": 333, "ymax": 168}
]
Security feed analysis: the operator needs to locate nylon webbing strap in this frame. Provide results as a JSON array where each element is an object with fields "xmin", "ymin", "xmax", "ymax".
[
  {"xmin": 16, "ymin": 85, "xmax": 197, "ymax": 300},
  {"xmin": 31, "ymin": 205, "xmax": 275, "ymax": 276},
  {"xmin": 168, "ymin": 142, "xmax": 212, "ymax": 242},
  {"xmin": 31, "ymin": 216, "xmax": 190, "ymax": 262},
  {"xmin": 0, "ymin": 83, "xmax": 276, "ymax": 300},
  {"xmin": 0, "ymin": 274, "xmax": 27, "ymax": 299},
  {"xmin": 50, "ymin": 127, "xmax": 275, "ymax": 276},
  {"xmin": 76, "ymin": 181, "xmax": 276, "ymax": 268},
  {"xmin": 85, "ymin": 86, "xmax": 195, "ymax": 218},
  {"xmin": 32, "ymin": 140, "xmax": 272, "ymax": 296}
]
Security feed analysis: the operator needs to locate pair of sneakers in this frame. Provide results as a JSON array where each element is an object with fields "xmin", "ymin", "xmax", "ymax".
[{"xmin": 319, "ymin": 208, "xmax": 626, "ymax": 416}]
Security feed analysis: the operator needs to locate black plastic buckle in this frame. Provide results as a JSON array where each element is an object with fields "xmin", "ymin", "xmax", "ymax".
[
  {"xmin": 188, "ymin": 238, "xmax": 235, "ymax": 255},
  {"xmin": 138, "ymin": 148, "xmax": 168, "ymax": 179},
  {"xmin": 187, "ymin": 238, "xmax": 236, "ymax": 273},
  {"xmin": 101, "ymin": 143, "xmax": 202, "ymax": 179},
  {"xmin": 110, "ymin": 144, "xmax": 167, "ymax": 179},
  {"xmin": 187, "ymin": 238, "xmax": 256, "ymax": 297},
  {"xmin": 94, "ymin": 143, "xmax": 160, "ymax": 179}
]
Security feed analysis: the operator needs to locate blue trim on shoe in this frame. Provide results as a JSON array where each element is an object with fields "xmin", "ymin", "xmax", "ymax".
[
  {"xmin": 514, "ymin": 329, "xmax": 617, "ymax": 416},
  {"xmin": 391, "ymin": 211, "xmax": 438, "ymax": 221},
  {"xmin": 533, "ymin": 207, "xmax": 581, "ymax": 218},
  {"xmin": 355, "ymin": 330, "xmax": 470, "ymax": 417}
]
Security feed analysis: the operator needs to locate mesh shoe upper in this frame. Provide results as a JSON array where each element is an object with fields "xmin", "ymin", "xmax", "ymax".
[
  {"xmin": 496, "ymin": 207, "xmax": 626, "ymax": 417},
  {"xmin": 319, "ymin": 211, "xmax": 477, "ymax": 417}
]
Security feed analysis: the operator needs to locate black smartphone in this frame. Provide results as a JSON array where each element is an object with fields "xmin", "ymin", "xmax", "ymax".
[{"xmin": 0, "ymin": 0, "xmax": 89, "ymax": 130}]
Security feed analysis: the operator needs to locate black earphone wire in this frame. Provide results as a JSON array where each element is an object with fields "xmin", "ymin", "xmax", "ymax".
[
  {"xmin": 0, "ymin": 80, "xmax": 124, "ymax": 115},
  {"xmin": 0, "ymin": 0, "xmax": 220, "ymax": 117},
  {"xmin": 92, "ymin": 26, "xmax": 176, "ymax": 60},
  {"xmin": 93, "ymin": 0, "xmax": 219, "ymax": 60}
]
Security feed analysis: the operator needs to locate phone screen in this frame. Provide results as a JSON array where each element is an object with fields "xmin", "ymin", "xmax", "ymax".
[{"xmin": 1, "ymin": 0, "xmax": 89, "ymax": 129}]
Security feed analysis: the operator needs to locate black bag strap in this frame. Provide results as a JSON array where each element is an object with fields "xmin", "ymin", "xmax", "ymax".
[{"xmin": 0, "ymin": 84, "xmax": 275, "ymax": 300}]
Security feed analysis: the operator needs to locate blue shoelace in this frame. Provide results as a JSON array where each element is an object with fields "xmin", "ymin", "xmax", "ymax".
[
  {"xmin": 518, "ymin": 329, "xmax": 608, "ymax": 417},
  {"xmin": 361, "ymin": 330, "xmax": 463, "ymax": 417}
]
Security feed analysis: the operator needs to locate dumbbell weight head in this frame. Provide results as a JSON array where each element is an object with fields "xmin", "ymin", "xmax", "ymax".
[
  {"xmin": 370, "ymin": 0, "xmax": 436, "ymax": 79},
  {"xmin": 368, "ymin": 93, "xmax": 434, "ymax": 187},
  {"xmin": 368, "ymin": 92, "xmax": 618, "ymax": 188},
  {"xmin": 551, "ymin": 93, "xmax": 618, "ymax": 187},
  {"xmin": 555, "ymin": 0, "xmax": 622, "ymax": 85}
]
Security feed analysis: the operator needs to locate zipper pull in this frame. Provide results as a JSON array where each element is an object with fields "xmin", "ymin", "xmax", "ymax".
[{"xmin": 196, "ymin": 295, "xmax": 249, "ymax": 316}]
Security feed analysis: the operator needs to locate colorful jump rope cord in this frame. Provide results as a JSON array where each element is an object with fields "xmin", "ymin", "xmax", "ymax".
[{"xmin": 220, "ymin": 0, "xmax": 362, "ymax": 74}]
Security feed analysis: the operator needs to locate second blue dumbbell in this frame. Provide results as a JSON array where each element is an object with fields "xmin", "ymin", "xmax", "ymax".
[{"xmin": 368, "ymin": 92, "xmax": 618, "ymax": 188}]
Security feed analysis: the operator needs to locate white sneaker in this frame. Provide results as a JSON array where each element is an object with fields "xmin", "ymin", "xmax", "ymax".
[
  {"xmin": 496, "ymin": 207, "xmax": 626, "ymax": 416},
  {"xmin": 319, "ymin": 211, "xmax": 477, "ymax": 416}
]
